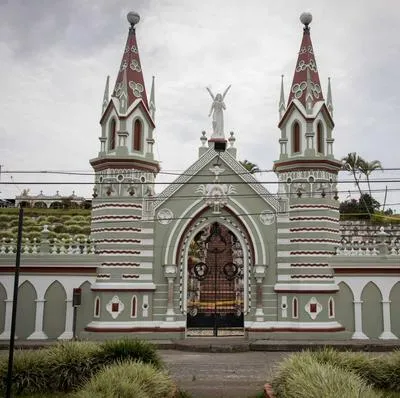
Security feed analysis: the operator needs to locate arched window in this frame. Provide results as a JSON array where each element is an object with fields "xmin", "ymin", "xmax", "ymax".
[
  {"xmin": 328, "ymin": 297, "xmax": 335, "ymax": 318},
  {"xmin": 109, "ymin": 119, "xmax": 116, "ymax": 150},
  {"xmin": 94, "ymin": 297, "xmax": 100, "ymax": 318},
  {"xmin": 317, "ymin": 122, "xmax": 324, "ymax": 154},
  {"xmin": 133, "ymin": 119, "xmax": 142, "ymax": 151},
  {"xmin": 131, "ymin": 296, "xmax": 137, "ymax": 318},
  {"xmin": 292, "ymin": 122, "xmax": 300, "ymax": 153},
  {"xmin": 292, "ymin": 297, "xmax": 298, "ymax": 319}
]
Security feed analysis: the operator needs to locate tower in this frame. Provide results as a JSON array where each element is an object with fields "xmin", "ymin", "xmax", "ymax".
[
  {"xmin": 273, "ymin": 13, "xmax": 347, "ymax": 337},
  {"xmin": 86, "ymin": 12, "xmax": 159, "ymax": 335}
]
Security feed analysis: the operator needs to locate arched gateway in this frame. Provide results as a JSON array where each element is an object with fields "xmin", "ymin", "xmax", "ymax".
[{"xmin": 180, "ymin": 221, "xmax": 252, "ymax": 335}]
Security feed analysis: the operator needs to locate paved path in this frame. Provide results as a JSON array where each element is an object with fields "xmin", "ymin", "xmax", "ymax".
[{"xmin": 159, "ymin": 350, "xmax": 287, "ymax": 398}]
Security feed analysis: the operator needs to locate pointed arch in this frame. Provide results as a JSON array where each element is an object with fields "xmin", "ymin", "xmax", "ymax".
[
  {"xmin": 94, "ymin": 296, "xmax": 100, "ymax": 318},
  {"xmin": 133, "ymin": 119, "xmax": 143, "ymax": 151},
  {"xmin": 76, "ymin": 281, "xmax": 93, "ymax": 337},
  {"xmin": 131, "ymin": 295, "xmax": 137, "ymax": 318},
  {"xmin": 0, "ymin": 283, "xmax": 6, "ymax": 334},
  {"xmin": 328, "ymin": 296, "xmax": 335, "ymax": 318},
  {"xmin": 16, "ymin": 281, "xmax": 37, "ymax": 339},
  {"xmin": 317, "ymin": 121, "xmax": 324, "ymax": 154},
  {"xmin": 336, "ymin": 282, "xmax": 354, "ymax": 332},
  {"xmin": 292, "ymin": 297, "xmax": 298, "ymax": 319},
  {"xmin": 389, "ymin": 282, "xmax": 400, "ymax": 338},
  {"xmin": 361, "ymin": 281, "xmax": 383, "ymax": 339},
  {"xmin": 109, "ymin": 118, "xmax": 117, "ymax": 150},
  {"xmin": 292, "ymin": 121, "xmax": 301, "ymax": 154},
  {"xmin": 43, "ymin": 280, "xmax": 66, "ymax": 339}
]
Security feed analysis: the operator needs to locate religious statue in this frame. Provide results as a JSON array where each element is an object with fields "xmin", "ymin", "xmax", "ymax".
[{"xmin": 206, "ymin": 85, "xmax": 231, "ymax": 139}]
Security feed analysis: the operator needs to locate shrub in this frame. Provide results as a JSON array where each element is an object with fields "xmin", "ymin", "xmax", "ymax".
[
  {"xmin": 309, "ymin": 348, "xmax": 400, "ymax": 392},
  {"xmin": 0, "ymin": 349, "xmax": 51, "ymax": 395},
  {"xmin": 272, "ymin": 352, "xmax": 381, "ymax": 398},
  {"xmin": 74, "ymin": 361, "xmax": 176, "ymax": 398},
  {"xmin": 96, "ymin": 339, "xmax": 163, "ymax": 369}
]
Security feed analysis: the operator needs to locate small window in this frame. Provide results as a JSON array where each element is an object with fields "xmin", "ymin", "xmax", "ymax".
[
  {"xmin": 328, "ymin": 297, "xmax": 335, "ymax": 318},
  {"xmin": 133, "ymin": 119, "xmax": 142, "ymax": 151},
  {"xmin": 131, "ymin": 296, "xmax": 137, "ymax": 318},
  {"xmin": 292, "ymin": 122, "xmax": 300, "ymax": 153},
  {"xmin": 317, "ymin": 122, "xmax": 324, "ymax": 154},
  {"xmin": 109, "ymin": 119, "xmax": 116, "ymax": 150},
  {"xmin": 292, "ymin": 297, "xmax": 298, "ymax": 319},
  {"xmin": 94, "ymin": 297, "xmax": 100, "ymax": 318}
]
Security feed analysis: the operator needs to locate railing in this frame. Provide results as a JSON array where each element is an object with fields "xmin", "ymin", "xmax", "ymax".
[
  {"xmin": 0, "ymin": 237, "xmax": 94, "ymax": 255},
  {"xmin": 335, "ymin": 238, "xmax": 400, "ymax": 256}
]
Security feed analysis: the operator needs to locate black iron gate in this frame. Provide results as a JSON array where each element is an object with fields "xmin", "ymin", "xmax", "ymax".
[{"xmin": 187, "ymin": 223, "xmax": 244, "ymax": 336}]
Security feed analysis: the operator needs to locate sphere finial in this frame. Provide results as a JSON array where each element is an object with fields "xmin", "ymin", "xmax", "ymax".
[
  {"xmin": 300, "ymin": 12, "xmax": 312, "ymax": 27},
  {"xmin": 127, "ymin": 11, "xmax": 140, "ymax": 27}
]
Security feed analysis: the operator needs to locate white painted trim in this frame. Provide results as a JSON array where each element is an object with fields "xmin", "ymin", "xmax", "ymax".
[
  {"xmin": 91, "ymin": 283, "xmax": 156, "ymax": 290},
  {"xmin": 292, "ymin": 297, "xmax": 298, "ymax": 319},
  {"xmin": 328, "ymin": 296, "xmax": 335, "ymax": 319},
  {"xmin": 245, "ymin": 320, "xmax": 343, "ymax": 329},
  {"xmin": 130, "ymin": 295, "xmax": 137, "ymax": 318},
  {"xmin": 86, "ymin": 320, "xmax": 185, "ymax": 329},
  {"xmin": 274, "ymin": 283, "xmax": 338, "ymax": 291},
  {"xmin": 94, "ymin": 296, "xmax": 100, "ymax": 318}
]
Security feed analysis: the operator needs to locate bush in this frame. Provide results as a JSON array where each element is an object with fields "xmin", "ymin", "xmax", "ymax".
[
  {"xmin": 310, "ymin": 348, "xmax": 400, "ymax": 392},
  {"xmin": 272, "ymin": 352, "xmax": 381, "ymax": 398},
  {"xmin": 74, "ymin": 361, "xmax": 176, "ymax": 398},
  {"xmin": 96, "ymin": 339, "xmax": 163, "ymax": 370},
  {"xmin": 0, "ymin": 339, "xmax": 163, "ymax": 396}
]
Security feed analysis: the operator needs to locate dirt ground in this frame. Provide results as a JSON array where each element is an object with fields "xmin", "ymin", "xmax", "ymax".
[{"xmin": 159, "ymin": 350, "xmax": 288, "ymax": 398}]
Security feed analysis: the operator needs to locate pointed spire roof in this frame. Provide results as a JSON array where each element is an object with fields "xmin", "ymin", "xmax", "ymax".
[
  {"xmin": 279, "ymin": 74, "xmax": 286, "ymax": 119},
  {"xmin": 287, "ymin": 13, "xmax": 323, "ymax": 108},
  {"xmin": 112, "ymin": 12, "xmax": 149, "ymax": 110}
]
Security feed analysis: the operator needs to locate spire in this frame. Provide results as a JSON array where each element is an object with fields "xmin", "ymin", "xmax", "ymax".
[
  {"xmin": 327, "ymin": 77, "xmax": 333, "ymax": 116},
  {"xmin": 279, "ymin": 74, "xmax": 286, "ymax": 119},
  {"xmin": 112, "ymin": 12, "xmax": 149, "ymax": 111},
  {"xmin": 102, "ymin": 75, "xmax": 110, "ymax": 114},
  {"xmin": 149, "ymin": 75, "xmax": 156, "ymax": 121},
  {"xmin": 287, "ymin": 12, "xmax": 323, "ymax": 109}
]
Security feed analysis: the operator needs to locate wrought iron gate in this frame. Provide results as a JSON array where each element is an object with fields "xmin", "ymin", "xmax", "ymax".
[{"xmin": 187, "ymin": 223, "xmax": 244, "ymax": 336}]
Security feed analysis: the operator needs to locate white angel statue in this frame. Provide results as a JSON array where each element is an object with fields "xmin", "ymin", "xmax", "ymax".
[{"xmin": 206, "ymin": 85, "xmax": 231, "ymax": 139}]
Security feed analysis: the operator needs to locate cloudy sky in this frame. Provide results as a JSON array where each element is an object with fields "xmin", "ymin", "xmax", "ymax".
[{"xmin": 1, "ymin": 0, "xmax": 400, "ymax": 211}]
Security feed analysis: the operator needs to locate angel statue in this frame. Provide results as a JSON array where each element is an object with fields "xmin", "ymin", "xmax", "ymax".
[{"xmin": 206, "ymin": 85, "xmax": 231, "ymax": 139}]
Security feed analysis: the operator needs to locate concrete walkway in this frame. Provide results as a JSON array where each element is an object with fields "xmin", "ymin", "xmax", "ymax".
[{"xmin": 159, "ymin": 349, "xmax": 286, "ymax": 398}]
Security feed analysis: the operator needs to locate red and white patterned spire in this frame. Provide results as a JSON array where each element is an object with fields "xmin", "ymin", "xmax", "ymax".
[
  {"xmin": 287, "ymin": 13, "xmax": 323, "ymax": 109},
  {"xmin": 112, "ymin": 12, "xmax": 149, "ymax": 110}
]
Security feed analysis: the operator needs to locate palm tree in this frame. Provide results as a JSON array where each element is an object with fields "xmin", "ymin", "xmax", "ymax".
[
  {"xmin": 341, "ymin": 152, "xmax": 363, "ymax": 184},
  {"xmin": 240, "ymin": 159, "xmax": 260, "ymax": 174},
  {"xmin": 358, "ymin": 158, "xmax": 382, "ymax": 197}
]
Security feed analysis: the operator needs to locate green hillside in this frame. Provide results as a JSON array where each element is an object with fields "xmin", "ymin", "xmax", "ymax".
[{"xmin": 0, "ymin": 208, "xmax": 91, "ymax": 242}]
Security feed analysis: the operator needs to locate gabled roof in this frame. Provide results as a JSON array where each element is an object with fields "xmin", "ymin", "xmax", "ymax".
[{"xmin": 153, "ymin": 148, "xmax": 279, "ymax": 211}]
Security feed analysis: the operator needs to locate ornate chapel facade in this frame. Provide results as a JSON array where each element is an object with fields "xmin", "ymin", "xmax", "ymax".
[{"xmin": 0, "ymin": 12, "xmax": 399, "ymax": 341}]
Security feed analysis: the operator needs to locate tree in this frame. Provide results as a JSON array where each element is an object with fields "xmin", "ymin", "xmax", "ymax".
[
  {"xmin": 240, "ymin": 160, "xmax": 260, "ymax": 174},
  {"xmin": 358, "ymin": 158, "xmax": 382, "ymax": 197},
  {"xmin": 340, "ymin": 194, "xmax": 380, "ymax": 220}
]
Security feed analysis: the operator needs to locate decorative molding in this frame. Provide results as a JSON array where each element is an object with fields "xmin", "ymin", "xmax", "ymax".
[
  {"xmin": 157, "ymin": 208, "xmax": 174, "ymax": 224},
  {"xmin": 106, "ymin": 295, "xmax": 124, "ymax": 319},
  {"xmin": 305, "ymin": 297, "xmax": 322, "ymax": 320}
]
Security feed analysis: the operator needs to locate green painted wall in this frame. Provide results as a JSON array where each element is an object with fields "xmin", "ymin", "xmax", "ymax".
[
  {"xmin": 76, "ymin": 281, "xmax": 93, "ymax": 336},
  {"xmin": 361, "ymin": 282, "xmax": 383, "ymax": 339},
  {"xmin": 390, "ymin": 282, "xmax": 400, "ymax": 338},
  {"xmin": 16, "ymin": 281, "xmax": 36, "ymax": 339},
  {"xmin": 0, "ymin": 283, "xmax": 6, "ymax": 333},
  {"xmin": 43, "ymin": 281, "xmax": 66, "ymax": 339},
  {"xmin": 336, "ymin": 282, "xmax": 355, "ymax": 332}
]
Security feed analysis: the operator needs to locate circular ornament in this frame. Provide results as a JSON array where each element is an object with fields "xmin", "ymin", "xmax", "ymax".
[
  {"xmin": 260, "ymin": 210, "xmax": 275, "ymax": 226},
  {"xmin": 157, "ymin": 208, "xmax": 173, "ymax": 225}
]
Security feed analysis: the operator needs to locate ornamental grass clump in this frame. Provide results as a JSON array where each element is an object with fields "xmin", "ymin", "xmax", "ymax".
[
  {"xmin": 271, "ymin": 352, "xmax": 381, "ymax": 398},
  {"xmin": 96, "ymin": 338, "xmax": 163, "ymax": 369},
  {"xmin": 74, "ymin": 360, "xmax": 176, "ymax": 398},
  {"xmin": 310, "ymin": 348, "xmax": 400, "ymax": 392},
  {"xmin": 0, "ymin": 349, "xmax": 52, "ymax": 395}
]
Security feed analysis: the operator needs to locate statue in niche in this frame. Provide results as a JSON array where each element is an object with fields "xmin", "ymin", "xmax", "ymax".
[{"xmin": 206, "ymin": 85, "xmax": 231, "ymax": 139}]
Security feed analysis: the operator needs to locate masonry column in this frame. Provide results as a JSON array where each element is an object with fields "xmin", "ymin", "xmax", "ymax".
[
  {"xmin": 163, "ymin": 264, "xmax": 177, "ymax": 321},
  {"xmin": 0, "ymin": 299, "xmax": 14, "ymax": 340},
  {"xmin": 58, "ymin": 298, "xmax": 74, "ymax": 340},
  {"xmin": 352, "ymin": 300, "xmax": 368, "ymax": 339},
  {"xmin": 379, "ymin": 300, "xmax": 397, "ymax": 340},
  {"xmin": 253, "ymin": 265, "xmax": 267, "ymax": 321},
  {"xmin": 27, "ymin": 298, "xmax": 48, "ymax": 340}
]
